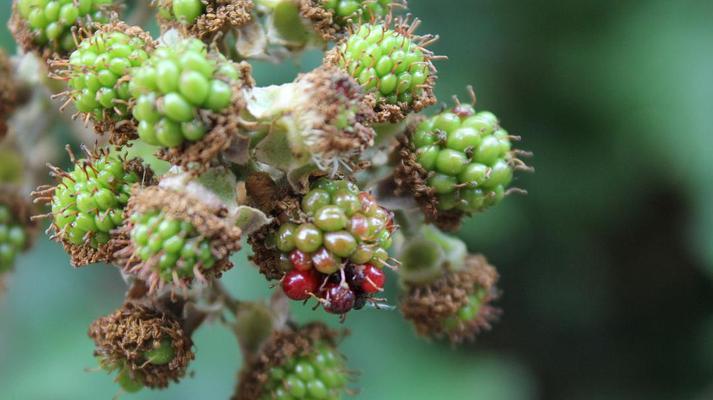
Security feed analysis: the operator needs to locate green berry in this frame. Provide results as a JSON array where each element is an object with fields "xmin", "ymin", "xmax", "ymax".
[
  {"xmin": 261, "ymin": 341, "xmax": 349, "ymax": 399},
  {"xmin": 156, "ymin": 0, "xmax": 205, "ymax": 25},
  {"xmin": 295, "ymin": 223, "xmax": 323, "ymax": 253},
  {"xmin": 410, "ymin": 108, "xmax": 517, "ymax": 214},
  {"xmin": 143, "ymin": 340, "xmax": 175, "ymax": 365},
  {"xmin": 48, "ymin": 150, "xmax": 138, "ymax": 249},
  {"xmin": 336, "ymin": 23, "xmax": 432, "ymax": 107},
  {"xmin": 314, "ymin": 206, "xmax": 348, "ymax": 232},
  {"xmin": 0, "ymin": 204, "xmax": 26, "ymax": 273},
  {"xmin": 17, "ymin": 0, "xmax": 112, "ymax": 53},
  {"xmin": 129, "ymin": 37, "xmax": 238, "ymax": 148},
  {"xmin": 65, "ymin": 29, "xmax": 148, "ymax": 121},
  {"xmin": 129, "ymin": 209, "xmax": 216, "ymax": 282}
]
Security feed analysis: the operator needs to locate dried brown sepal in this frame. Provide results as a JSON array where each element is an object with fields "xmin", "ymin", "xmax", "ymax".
[
  {"xmin": 49, "ymin": 22, "xmax": 156, "ymax": 146},
  {"xmin": 246, "ymin": 173, "xmax": 302, "ymax": 279},
  {"xmin": 392, "ymin": 126, "xmax": 464, "ymax": 231},
  {"xmin": 156, "ymin": 76, "xmax": 250, "ymax": 175},
  {"xmin": 400, "ymin": 254, "xmax": 500, "ymax": 344},
  {"xmin": 115, "ymin": 186, "xmax": 242, "ymax": 292},
  {"xmin": 298, "ymin": 0, "xmax": 338, "ymax": 41},
  {"xmin": 88, "ymin": 302, "xmax": 195, "ymax": 389},
  {"xmin": 31, "ymin": 150, "xmax": 156, "ymax": 267},
  {"xmin": 232, "ymin": 322, "xmax": 343, "ymax": 400},
  {"xmin": 154, "ymin": 0, "xmax": 254, "ymax": 39},
  {"xmin": 294, "ymin": 66, "xmax": 375, "ymax": 171}
]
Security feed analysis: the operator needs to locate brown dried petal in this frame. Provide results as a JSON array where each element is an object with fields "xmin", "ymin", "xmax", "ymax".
[
  {"xmin": 88, "ymin": 302, "xmax": 194, "ymax": 389},
  {"xmin": 400, "ymin": 254, "xmax": 501, "ymax": 344}
]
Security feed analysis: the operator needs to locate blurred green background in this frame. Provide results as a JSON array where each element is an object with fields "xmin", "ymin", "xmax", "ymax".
[{"xmin": 2, "ymin": 0, "xmax": 713, "ymax": 399}]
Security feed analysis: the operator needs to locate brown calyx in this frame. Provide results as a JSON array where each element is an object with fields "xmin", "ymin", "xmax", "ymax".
[
  {"xmin": 392, "ymin": 128, "xmax": 464, "ymax": 231},
  {"xmin": 115, "ymin": 185, "xmax": 242, "ymax": 291},
  {"xmin": 157, "ymin": 74, "xmax": 251, "ymax": 175},
  {"xmin": 88, "ymin": 302, "xmax": 195, "ymax": 389},
  {"xmin": 245, "ymin": 172, "xmax": 303, "ymax": 279},
  {"xmin": 232, "ymin": 322, "xmax": 343, "ymax": 400},
  {"xmin": 295, "ymin": 66, "xmax": 375, "ymax": 164},
  {"xmin": 155, "ymin": 0, "xmax": 254, "ymax": 39},
  {"xmin": 400, "ymin": 254, "xmax": 500, "ymax": 344},
  {"xmin": 298, "ymin": 0, "xmax": 339, "ymax": 41}
]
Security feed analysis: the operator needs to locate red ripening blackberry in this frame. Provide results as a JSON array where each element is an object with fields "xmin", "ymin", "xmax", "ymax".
[{"xmin": 272, "ymin": 178, "xmax": 396, "ymax": 315}]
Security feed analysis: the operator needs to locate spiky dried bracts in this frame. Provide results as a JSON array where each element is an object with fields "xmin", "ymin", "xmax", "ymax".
[
  {"xmin": 89, "ymin": 302, "xmax": 195, "ymax": 392},
  {"xmin": 50, "ymin": 22, "xmax": 155, "ymax": 145},
  {"xmin": 248, "ymin": 176, "xmax": 395, "ymax": 315},
  {"xmin": 32, "ymin": 147, "xmax": 155, "ymax": 267},
  {"xmin": 0, "ymin": 187, "xmax": 37, "ymax": 274},
  {"xmin": 393, "ymin": 98, "xmax": 532, "ymax": 231},
  {"xmin": 298, "ymin": 0, "xmax": 395, "ymax": 41},
  {"xmin": 115, "ymin": 185, "xmax": 242, "ymax": 293},
  {"xmin": 233, "ymin": 322, "xmax": 351, "ymax": 400},
  {"xmin": 0, "ymin": 50, "xmax": 18, "ymax": 139},
  {"xmin": 398, "ymin": 226, "xmax": 500, "ymax": 344},
  {"xmin": 130, "ymin": 35, "xmax": 251, "ymax": 174},
  {"xmin": 9, "ymin": 0, "xmax": 117, "ymax": 61},
  {"xmin": 324, "ymin": 17, "xmax": 438, "ymax": 123},
  {"xmin": 153, "ymin": 0, "xmax": 254, "ymax": 39}
]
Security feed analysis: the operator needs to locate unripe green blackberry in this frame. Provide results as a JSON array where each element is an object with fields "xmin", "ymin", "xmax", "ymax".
[
  {"xmin": 322, "ymin": 0, "xmax": 392, "ymax": 26},
  {"xmin": 129, "ymin": 37, "xmax": 240, "ymax": 149},
  {"xmin": 234, "ymin": 323, "xmax": 350, "ymax": 400},
  {"xmin": 0, "ymin": 190, "xmax": 35, "ymax": 274},
  {"xmin": 0, "ymin": 204, "xmax": 29, "ymax": 273},
  {"xmin": 116, "ymin": 186, "xmax": 242, "ymax": 291},
  {"xmin": 326, "ymin": 20, "xmax": 437, "ymax": 122},
  {"xmin": 395, "ymin": 102, "xmax": 530, "ymax": 230},
  {"xmin": 401, "ymin": 254, "xmax": 500, "ymax": 344},
  {"xmin": 129, "ymin": 210, "xmax": 217, "ymax": 284},
  {"xmin": 89, "ymin": 302, "xmax": 195, "ymax": 391},
  {"xmin": 34, "ymin": 147, "xmax": 153, "ymax": 266},
  {"xmin": 153, "ymin": 0, "xmax": 253, "ymax": 38},
  {"xmin": 11, "ymin": 0, "xmax": 114, "ymax": 57},
  {"xmin": 55, "ymin": 23, "xmax": 153, "ymax": 144}
]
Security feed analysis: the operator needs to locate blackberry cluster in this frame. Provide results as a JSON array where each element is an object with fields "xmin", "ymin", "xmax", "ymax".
[
  {"xmin": 275, "ymin": 179, "xmax": 394, "ymax": 314},
  {"xmin": 261, "ymin": 342, "xmax": 349, "ymax": 400},
  {"xmin": 129, "ymin": 37, "xmax": 238, "ymax": 148},
  {"xmin": 0, "ymin": 205, "xmax": 28, "ymax": 273},
  {"xmin": 129, "ymin": 210, "xmax": 217, "ymax": 283},
  {"xmin": 322, "ymin": 0, "xmax": 392, "ymax": 26},
  {"xmin": 411, "ymin": 106, "xmax": 514, "ymax": 214},
  {"xmin": 66, "ymin": 29, "xmax": 150, "ymax": 121},
  {"xmin": 156, "ymin": 0, "xmax": 204, "ymax": 25},
  {"xmin": 335, "ymin": 23, "xmax": 431, "ymax": 107},
  {"xmin": 15, "ymin": 0, "xmax": 113, "ymax": 52},
  {"xmin": 49, "ymin": 151, "xmax": 138, "ymax": 248}
]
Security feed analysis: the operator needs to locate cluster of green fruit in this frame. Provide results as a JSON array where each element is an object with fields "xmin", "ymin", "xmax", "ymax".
[
  {"xmin": 50, "ymin": 153, "xmax": 137, "ymax": 248},
  {"xmin": 67, "ymin": 30, "xmax": 150, "ymax": 120},
  {"xmin": 129, "ymin": 209, "xmax": 217, "ymax": 282},
  {"xmin": 412, "ymin": 106, "xmax": 514, "ymax": 213},
  {"xmin": 130, "ymin": 37, "xmax": 238, "ymax": 147},
  {"xmin": 16, "ymin": 0, "xmax": 113, "ymax": 52},
  {"xmin": 336, "ymin": 23, "xmax": 430, "ymax": 106},
  {"xmin": 260, "ymin": 342, "xmax": 349, "ymax": 400},
  {"xmin": 156, "ymin": 0, "xmax": 205, "ymax": 25},
  {"xmin": 0, "ymin": 205, "xmax": 28, "ymax": 273},
  {"xmin": 322, "ymin": 0, "xmax": 392, "ymax": 26}
]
